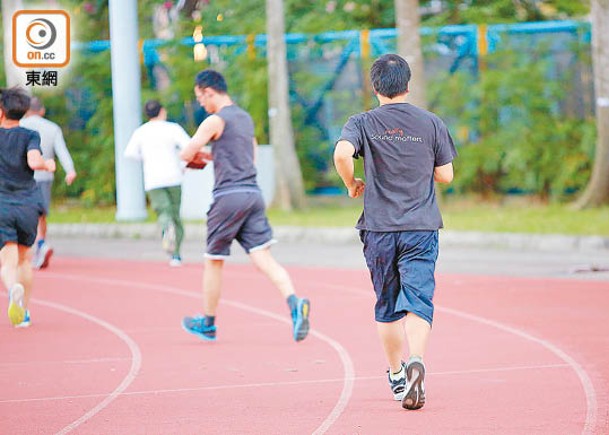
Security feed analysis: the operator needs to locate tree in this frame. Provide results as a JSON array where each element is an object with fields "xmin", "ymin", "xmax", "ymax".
[
  {"xmin": 395, "ymin": 0, "xmax": 427, "ymax": 108},
  {"xmin": 266, "ymin": 0, "xmax": 307, "ymax": 210},
  {"xmin": 576, "ymin": 0, "xmax": 609, "ymax": 208}
]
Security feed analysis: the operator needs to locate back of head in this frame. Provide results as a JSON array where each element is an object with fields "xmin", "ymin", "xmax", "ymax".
[
  {"xmin": 29, "ymin": 96, "xmax": 44, "ymax": 113},
  {"xmin": 144, "ymin": 99, "xmax": 162, "ymax": 119},
  {"xmin": 0, "ymin": 87, "xmax": 31, "ymax": 120},
  {"xmin": 195, "ymin": 69, "xmax": 227, "ymax": 93},
  {"xmin": 370, "ymin": 54, "xmax": 411, "ymax": 99}
]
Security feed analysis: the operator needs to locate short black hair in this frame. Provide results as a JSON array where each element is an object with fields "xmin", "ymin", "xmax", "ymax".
[
  {"xmin": 195, "ymin": 69, "xmax": 228, "ymax": 93},
  {"xmin": 370, "ymin": 54, "xmax": 411, "ymax": 99},
  {"xmin": 144, "ymin": 99, "xmax": 162, "ymax": 119},
  {"xmin": 0, "ymin": 87, "xmax": 31, "ymax": 120}
]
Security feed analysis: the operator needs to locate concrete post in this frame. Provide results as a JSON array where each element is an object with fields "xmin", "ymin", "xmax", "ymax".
[{"xmin": 109, "ymin": 0, "xmax": 147, "ymax": 220}]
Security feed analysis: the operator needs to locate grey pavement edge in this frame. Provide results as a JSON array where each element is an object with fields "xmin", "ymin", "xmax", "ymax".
[
  {"xmin": 46, "ymin": 224, "xmax": 609, "ymax": 280},
  {"xmin": 49, "ymin": 223, "xmax": 609, "ymax": 253}
]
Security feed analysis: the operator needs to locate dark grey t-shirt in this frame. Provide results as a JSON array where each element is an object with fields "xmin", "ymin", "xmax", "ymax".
[
  {"xmin": 338, "ymin": 103, "xmax": 457, "ymax": 231},
  {"xmin": 212, "ymin": 105, "xmax": 259, "ymax": 195},
  {"xmin": 0, "ymin": 127, "xmax": 42, "ymax": 202}
]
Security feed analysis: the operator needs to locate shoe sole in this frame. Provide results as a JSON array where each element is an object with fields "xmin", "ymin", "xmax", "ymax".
[
  {"xmin": 293, "ymin": 298, "xmax": 310, "ymax": 342},
  {"xmin": 181, "ymin": 321, "xmax": 216, "ymax": 342},
  {"xmin": 402, "ymin": 361, "xmax": 426, "ymax": 410},
  {"xmin": 8, "ymin": 285, "xmax": 25, "ymax": 326},
  {"xmin": 40, "ymin": 248, "xmax": 53, "ymax": 269}
]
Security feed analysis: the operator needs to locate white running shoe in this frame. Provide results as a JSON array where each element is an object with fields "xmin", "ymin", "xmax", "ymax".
[{"xmin": 8, "ymin": 284, "xmax": 25, "ymax": 326}]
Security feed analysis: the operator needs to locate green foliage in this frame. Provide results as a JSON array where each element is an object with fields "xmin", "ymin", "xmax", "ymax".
[
  {"xmin": 3, "ymin": 0, "xmax": 595, "ymax": 206},
  {"xmin": 423, "ymin": 0, "xmax": 590, "ymax": 25},
  {"xmin": 429, "ymin": 48, "xmax": 595, "ymax": 201}
]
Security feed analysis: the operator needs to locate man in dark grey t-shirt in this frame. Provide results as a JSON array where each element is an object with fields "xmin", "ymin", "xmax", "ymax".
[
  {"xmin": 334, "ymin": 54, "xmax": 457, "ymax": 411},
  {"xmin": 179, "ymin": 69, "xmax": 310, "ymax": 343},
  {"xmin": 0, "ymin": 87, "xmax": 56, "ymax": 328}
]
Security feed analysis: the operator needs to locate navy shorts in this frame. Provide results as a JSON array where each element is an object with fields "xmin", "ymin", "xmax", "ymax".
[
  {"xmin": 205, "ymin": 191, "xmax": 275, "ymax": 259},
  {"xmin": 0, "ymin": 199, "xmax": 43, "ymax": 249},
  {"xmin": 360, "ymin": 230, "xmax": 439, "ymax": 325}
]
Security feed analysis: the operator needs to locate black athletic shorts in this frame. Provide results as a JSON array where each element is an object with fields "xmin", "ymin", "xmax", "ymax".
[{"xmin": 205, "ymin": 191, "xmax": 275, "ymax": 259}]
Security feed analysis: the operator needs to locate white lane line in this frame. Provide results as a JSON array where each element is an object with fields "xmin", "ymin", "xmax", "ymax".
[
  {"xmin": 437, "ymin": 306, "xmax": 597, "ymax": 435},
  {"xmin": 40, "ymin": 272, "xmax": 355, "ymax": 435},
  {"xmin": 0, "ymin": 357, "xmax": 130, "ymax": 367},
  {"xmin": 20, "ymin": 298, "xmax": 142, "ymax": 435},
  {"xmin": 0, "ymin": 362, "xmax": 569, "ymax": 405},
  {"xmin": 224, "ymin": 300, "xmax": 354, "ymax": 435},
  {"xmin": 311, "ymin": 280, "xmax": 599, "ymax": 435}
]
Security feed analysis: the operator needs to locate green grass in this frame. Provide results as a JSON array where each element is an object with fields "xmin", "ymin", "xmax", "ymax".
[
  {"xmin": 48, "ymin": 197, "xmax": 609, "ymax": 236},
  {"xmin": 441, "ymin": 198, "xmax": 609, "ymax": 236}
]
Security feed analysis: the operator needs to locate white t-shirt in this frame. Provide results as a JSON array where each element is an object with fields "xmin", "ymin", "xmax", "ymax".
[{"xmin": 124, "ymin": 120, "xmax": 190, "ymax": 191}]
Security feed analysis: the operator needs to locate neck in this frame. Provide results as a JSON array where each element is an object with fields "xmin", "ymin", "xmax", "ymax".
[
  {"xmin": 215, "ymin": 94, "xmax": 233, "ymax": 112},
  {"xmin": 377, "ymin": 93, "xmax": 408, "ymax": 106},
  {"xmin": 1, "ymin": 119, "xmax": 20, "ymax": 128}
]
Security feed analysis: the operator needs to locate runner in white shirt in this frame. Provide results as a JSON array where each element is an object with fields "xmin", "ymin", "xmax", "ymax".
[{"xmin": 124, "ymin": 100, "xmax": 190, "ymax": 266}]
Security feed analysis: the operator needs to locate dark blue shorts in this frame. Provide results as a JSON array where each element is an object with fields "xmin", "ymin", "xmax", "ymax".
[
  {"xmin": 0, "ymin": 199, "xmax": 43, "ymax": 249},
  {"xmin": 360, "ymin": 230, "xmax": 439, "ymax": 325},
  {"xmin": 205, "ymin": 191, "xmax": 275, "ymax": 259}
]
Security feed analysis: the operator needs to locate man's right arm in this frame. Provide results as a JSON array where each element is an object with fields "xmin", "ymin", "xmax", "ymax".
[{"xmin": 334, "ymin": 140, "xmax": 365, "ymax": 198}]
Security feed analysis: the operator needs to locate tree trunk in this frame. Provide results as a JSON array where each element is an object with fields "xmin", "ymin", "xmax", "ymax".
[
  {"xmin": 2, "ymin": 0, "xmax": 25, "ymax": 87},
  {"xmin": 576, "ymin": 0, "xmax": 609, "ymax": 208},
  {"xmin": 395, "ymin": 0, "xmax": 427, "ymax": 109},
  {"xmin": 266, "ymin": 0, "xmax": 306, "ymax": 211}
]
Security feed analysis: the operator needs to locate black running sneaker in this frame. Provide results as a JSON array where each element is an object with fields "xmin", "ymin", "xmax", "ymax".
[
  {"xmin": 402, "ymin": 356, "xmax": 426, "ymax": 410},
  {"xmin": 387, "ymin": 361, "xmax": 407, "ymax": 401}
]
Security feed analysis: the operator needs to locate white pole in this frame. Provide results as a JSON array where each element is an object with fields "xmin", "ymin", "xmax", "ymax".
[
  {"xmin": 109, "ymin": 0, "xmax": 147, "ymax": 220},
  {"xmin": 2, "ymin": 0, "xmax": 26, "ymax": 87}
]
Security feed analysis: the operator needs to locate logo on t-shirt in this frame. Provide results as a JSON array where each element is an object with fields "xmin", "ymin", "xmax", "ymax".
[{"xmin": 371, "ymin": 128, "xmax": 423, "ymax": 143}]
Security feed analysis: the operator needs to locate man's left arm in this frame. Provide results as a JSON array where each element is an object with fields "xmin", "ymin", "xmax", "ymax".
[
  {"xmin": 180, "ymin": 115, "xmax": 225, "ymax": 162},
  {"xmin": 433, "ymin": 117, "xmax": 457, "ymax": 185},
  {"xmin": 53, "ymin": 127, "xmax": 76, "ymax": 185}
]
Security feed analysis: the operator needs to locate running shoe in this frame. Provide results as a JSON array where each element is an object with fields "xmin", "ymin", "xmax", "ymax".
[
  {"xmin": 8, "ymin": 284, "xmax": 25, "ymax": 326},
  {"xmin": 402, "ymin": 356, "xmax": 426, "ymax": 410},
  {"xmin": 169, "ymin": 255, "xmax": 182, "ymax": 267},
  {"xmin": 15, "ymin": 310, "xmax": 31, "ymax": 328},
  {"xmin": 34, "ymin": 243, "xmax": 53, "ymax": 269},
  {"xmin": 387, "ymin": 361, "xmax": 407, "ymax": 401},
  {"xmin": 162, "ymin": 223, "xmax": 176, "ymax": 254},
  {"xmin": 291, "ymin": 297, "xmax": 310, "ymax": 342},
  {"xmin": 182, "ymin": 315, "xmax": 216, "ymax": 341}
]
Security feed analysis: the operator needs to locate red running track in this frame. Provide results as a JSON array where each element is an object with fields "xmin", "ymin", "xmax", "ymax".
[{"xmin": 1, "ymin": 257, "xmax": 608, "ymax": 434}]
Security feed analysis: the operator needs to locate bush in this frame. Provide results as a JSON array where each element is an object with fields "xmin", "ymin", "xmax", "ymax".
[{"xmin": 429, "ymin": 49, "xmax": 595, "ymax": 201}]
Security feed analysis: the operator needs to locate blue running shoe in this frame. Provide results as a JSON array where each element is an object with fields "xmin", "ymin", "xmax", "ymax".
[
  {"xmin": 291, "ymin": 298, "xmax": 310, "ymax": 342},
  {"xmin": 387, "ymin": 361, "xmax": 407, "ymax": 401},
  {"xmin": 182, "ymin": 315, "xmax": 216, "ymax": 341},
  {"xmin": 15, "ymin": 310, "xmax": 31, "ymax": 328}
]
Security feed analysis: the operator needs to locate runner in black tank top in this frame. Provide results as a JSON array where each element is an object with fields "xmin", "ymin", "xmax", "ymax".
[{"xmin": 179, "ymin": 69, "xmax": 311, "ymax": 343}]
